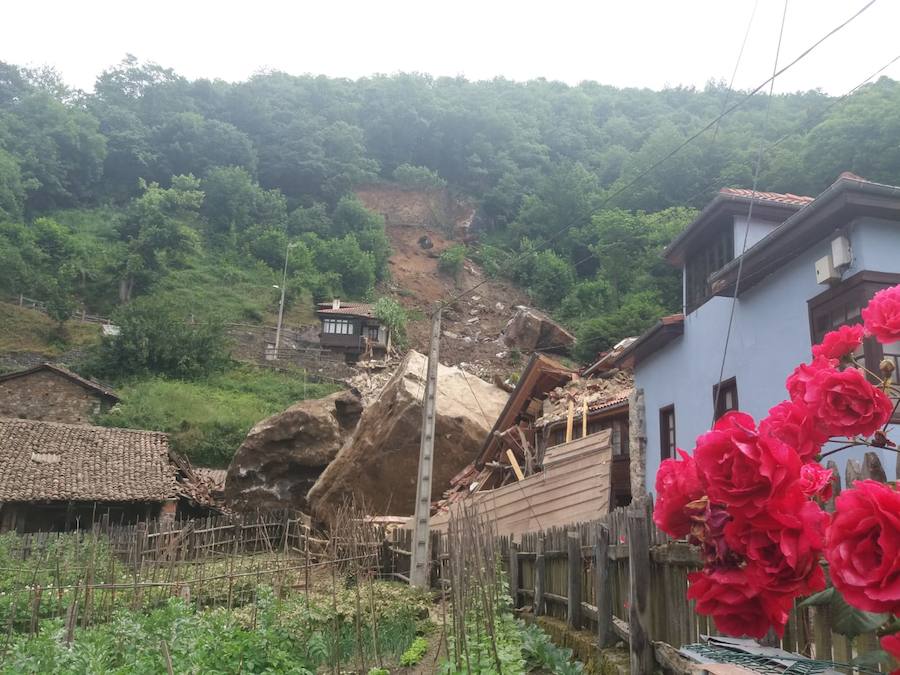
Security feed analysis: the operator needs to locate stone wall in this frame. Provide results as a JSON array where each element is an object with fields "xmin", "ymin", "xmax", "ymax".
[{"xmin": 0, "ymin": 370, "xmax": 112, "ymax": 424}]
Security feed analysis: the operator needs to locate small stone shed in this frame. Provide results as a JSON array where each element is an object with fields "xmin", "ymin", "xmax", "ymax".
[
  {"xmin": 0, "ymin": 363, "xmax": 119, "ymax": 425},
  {"xmin": 0, "ymin": 417, "xmax": 185, "ymax": 532}
]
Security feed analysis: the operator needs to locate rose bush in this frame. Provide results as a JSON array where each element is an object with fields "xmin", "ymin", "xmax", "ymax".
[
  {"xmin": 786, "ymin": 356, "xmax": 893, "ymax": 438},
  {"xmin": 759, "ymin": 401, "xmax": 828, "ymax": 462},
  {"xmin": 862, "ymin": 285, "xmax": 900, "ymax": 344},
  {"xmin": 654, "ymin": 283, "xmax": 900, "ymax": 642},
  {"xmin": 880, "ymin": 632, "xmax": 900, "ymax": 675},
  {"xmin": 693, "ymin": 412, "xmax": 800, "ymax": 519},
  {"xmin": 812, "ymin": 323, "xmax": 864, "ymax": 360},
  {"xmin": 825, "ymin": 480, "xmax": 900, "ymax": 615}
]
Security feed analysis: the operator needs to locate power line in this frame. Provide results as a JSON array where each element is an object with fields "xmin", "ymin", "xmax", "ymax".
[
  {"xmin": 488, "ymin": 51, "xmax": 900, "ymax": 361},
  {"xmin": 712, "ymin": 0, "xmax": 790, "ymax": 428},
  {"xmin": 712, "ymin": 0, "xmax": 760, "ymax": 143},
  {"xmin": 437, "ymin": 0, "xmax": 879, "ymax": 313}
]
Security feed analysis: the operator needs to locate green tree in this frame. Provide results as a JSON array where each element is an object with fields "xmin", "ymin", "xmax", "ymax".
[
  {"xmin": 307, "ymin": 234, "xmax": 376, "ymax": 298},
  {"xmin": 0, "ymin": 148, "xmax": 25, "ymax": 221},
  {"xmin": 154, "ymin": 112, "xmax": 257, "ymax": 180},
  {"xmin": 200, "ymin": 166, "xmax": 286, "ymax": 238},
  {"xmin": 331, "ymin": 195, "xmax": 390, "ymax": 278},
  {"xmin": 373, "ymin": 296, "xmax": 409, "ymax": 349},
  {"xmin": 117, "ymin": 176, "xmax": 202, "ymax": 301},
  {"xmin": 573, "ymin": 291, "xmax": 668, "ymax": 362},
  {"xmin": 89, "ymin": 298, "xmax": 229, "ymax": 379}
]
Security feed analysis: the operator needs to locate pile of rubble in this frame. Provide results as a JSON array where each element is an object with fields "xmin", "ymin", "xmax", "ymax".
[{"xmin": 537, "ymin": 369, "xmax": 633, "ymax": 429}]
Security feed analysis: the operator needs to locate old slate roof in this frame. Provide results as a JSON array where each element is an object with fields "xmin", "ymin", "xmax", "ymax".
[
  {"xmin": 0, "ymin": 418, "xmax": 179, "ymax": 502},
  {"xmin": 0, "ymin": 363, "xmax": 119, "ymax": 402}
]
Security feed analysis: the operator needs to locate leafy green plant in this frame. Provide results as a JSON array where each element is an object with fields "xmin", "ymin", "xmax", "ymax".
[
  {"xmin": 373, "ymin": 296, "xmax": 409, "ymax": 351},
  {"xmin": 400, "ymin": 635, "xmax": 428, "ymax": 666},
  {"xmin": 438, "ymin": 244, "xmax": 466, "ymax": 278},
  {"xmin": 519, "ymin": 622, "xmax": 584, "ymax": 674}
]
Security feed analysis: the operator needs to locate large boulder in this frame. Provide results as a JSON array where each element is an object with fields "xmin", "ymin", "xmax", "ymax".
[
  {"xmin": 307, "ymin": 351, "xmax": 508, "ymax": 517},
  {"xmin": 502, "ymin": 306, "xmax": 575, "ymax": 352},
  {"xmin": 225, "ymin": 390, "xmax": 363, "ymax": 511}
]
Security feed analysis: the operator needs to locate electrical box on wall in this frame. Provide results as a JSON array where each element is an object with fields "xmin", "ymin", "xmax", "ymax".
[
  {"xmin": 815, "ymin": 255, "xmax": 840, "ymax": 284},
  {"xmin": 831, "ymin": 235, "xmax": 852, "ymax": 269}
]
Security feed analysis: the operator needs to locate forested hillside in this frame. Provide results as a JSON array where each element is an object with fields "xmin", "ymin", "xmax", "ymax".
[{"xmin": 2, "ymin": 57, "xmax": 900, "ymax": 360}]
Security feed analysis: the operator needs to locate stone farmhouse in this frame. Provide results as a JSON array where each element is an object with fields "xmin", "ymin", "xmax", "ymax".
[{"xmin": 0, "ymin": 363, "xmax": 119, "ymax": 425}]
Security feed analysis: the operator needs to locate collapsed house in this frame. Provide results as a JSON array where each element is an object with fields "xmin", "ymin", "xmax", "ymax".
[{"xmin": 431, "ymin": 353, "xmax": 634, "ymax": 535}]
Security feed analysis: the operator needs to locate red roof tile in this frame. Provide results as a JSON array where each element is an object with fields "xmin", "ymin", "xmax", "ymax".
[{"xmin": 719, "ymin": 188, "xmax": 814, "ymax": 207}]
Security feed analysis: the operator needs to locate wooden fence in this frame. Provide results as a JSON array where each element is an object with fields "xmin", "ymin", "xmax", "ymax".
[{"xmin": 495, "ymin": 450, "xmax": 896, "ymax": 674}]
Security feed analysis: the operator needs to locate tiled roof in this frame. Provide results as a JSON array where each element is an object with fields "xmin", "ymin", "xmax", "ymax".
[
  {"xmin": 660, "ymin": 313, "xmax": 685, "ymax": 325},
  {"xmin": 0, "ymin": 363, "xmax": 119, "ymax": 401},
  {"xmin": 719, "ymin": 188, "xmax": 814, "ymax": 207},
  {"xmin": 316, "ymin": 303, "xmax": 376, "ymax": 317},
  {"xmin": 587, "ymin": 393, "xmax": 631, "ymax": 413},
  {"xmin": 0, "ymin": 418, "xmax": 179, "ymax": 502}
]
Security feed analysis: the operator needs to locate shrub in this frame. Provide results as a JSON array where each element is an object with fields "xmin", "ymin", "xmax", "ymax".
[
  {"xmin": 392, "ymin": 164, "xmax": 447, "ymax": 189},
  {"xmin": 372, "ymin": 297, "xmax": 409, "ymax": 350},
  {"xmin": 438, "ymin": 244, "xmax": 466, "ymax": 278},
  {"xmin": 87, "ymin": 298, "xmax": 229, "ymax": 380}
]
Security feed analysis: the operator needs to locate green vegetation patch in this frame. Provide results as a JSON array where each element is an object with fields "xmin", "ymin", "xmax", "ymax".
[
  {"xmin": 0, "ymin": 303, "xmax": 100, "ymax": 358},
  {"xmin": 97, "ymin": 366, "xmax": 337, "ymax": 467},
  {"xmin": 2, "ymin": 580, "xmax": 429, "ymax": 674}
]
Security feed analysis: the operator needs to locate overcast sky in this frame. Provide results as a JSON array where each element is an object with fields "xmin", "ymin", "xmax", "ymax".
[{"xmin": 5, "ymin": 0, "xmax": 899, "ymax": 95}]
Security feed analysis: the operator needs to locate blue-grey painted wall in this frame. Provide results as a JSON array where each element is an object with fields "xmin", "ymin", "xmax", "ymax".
[{"xmin": 638, "ymin": 216, "xmax": 900, "ymax": 495}]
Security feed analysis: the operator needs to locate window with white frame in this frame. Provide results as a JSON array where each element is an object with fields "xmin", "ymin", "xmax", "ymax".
[{"xmin": 323, "ymin": 319, "xmax": 354, "ymax": 335}]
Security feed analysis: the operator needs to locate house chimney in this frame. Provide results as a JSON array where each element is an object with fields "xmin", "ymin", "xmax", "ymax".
[{"xmin": 332, "ymin": 298, "xmax": 341, "ymax": 310}]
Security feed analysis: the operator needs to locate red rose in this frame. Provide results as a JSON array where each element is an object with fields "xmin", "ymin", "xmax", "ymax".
[
  {"xmin": 812, "ymin": 324, "xmax": 865, "ymax": 360},
  {"xmin": 797, "ymin": 366, "xmax": 893, "ymax": 438},
  {"xmin": 653, "ymin": 449, "xmax": 706, "ymax": 538},
  {"xmin": 693, "ymin": 412, "xmax": 800, "ymax": 518},
  {"xmin": 797, "ymin": 462, "xmax": 834, "ymax": 501},
  {"xmin": 880, "ymin": 632, "xmax": 900, "ymax": 675},
  {"xmin": 825, "ymin": 480, "xmax": 900, "ymax": 614},
  {"xmin": 862, "ymin": 284, "xmax": 900, "ymax": 344},
  {"xmin": 759, "ymin": 401, "xmax": 828, "ymax": 462},
  {"xmin": 786, "ymin": 356, "xmax": 837, "ymax": 402},
  {"xmin": 687, "ymin": 568, "xmax": 773, "ymax": 639},
  {"xmin": 726, "ymin": 492, "xmax": 828, "ymax": 598}
]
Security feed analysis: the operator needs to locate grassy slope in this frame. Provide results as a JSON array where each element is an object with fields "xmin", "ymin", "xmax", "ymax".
[
  {"xmin": 97, "ymin": 367, "xmax": 338, "ymax": 468},
  {"xmin": 0, "ymin": 303, "xmax": 101, "ymax": 360}
]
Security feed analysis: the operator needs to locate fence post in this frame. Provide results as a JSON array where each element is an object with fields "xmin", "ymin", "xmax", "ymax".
[
  {"xmin": 567, "ymin": 531, "xmax": 582, "ymax": 629},
  {"xmin": 627, "ymin": 499, "xmax": 654, "ymax": 673},
  {"xmin": 508, "ymin": 541, "xmax": 519, "ymax": 610},
  {"xmin": 534, "ymin": 536, "xmax": 545, "ymax": 616},
  {"xmin": 594, "ymin": 525, "xmax": 612, "ymax": 647}
]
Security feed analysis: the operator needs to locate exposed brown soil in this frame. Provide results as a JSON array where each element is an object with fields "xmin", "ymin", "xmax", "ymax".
[{"xmin": 380, "ymin": 225, "xmax": 532, "ymax": 381}]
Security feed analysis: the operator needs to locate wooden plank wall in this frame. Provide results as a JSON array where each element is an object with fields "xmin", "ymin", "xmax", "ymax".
[
  {"xmin": 481, "ymin": 451, "xmax": 896, "ymax": 673},
  {"xmin": 431, "ymin": 430, "xmax": 613, "ymax": 536}
]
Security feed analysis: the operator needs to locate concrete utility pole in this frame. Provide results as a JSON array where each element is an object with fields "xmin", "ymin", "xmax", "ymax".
[
  {"xmin": 274, "ymin": 242, "xmax": 297, "ymax": 356},
  {"xmin": 410, "ymin": 304, "xmax": 442, "ymax": 588}
]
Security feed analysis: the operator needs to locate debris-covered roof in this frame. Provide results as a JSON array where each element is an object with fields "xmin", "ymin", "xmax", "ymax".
[
  {"xmin": 535, "ymin": 370, "xmax": 633, "ymax": 428},
  {"xmin": 0, "ymin": 363, "xmax": 119, "ymax": 402},
  {"xmin": 0, "ymin": 418, "xmax": 178, "ymax": 502}
]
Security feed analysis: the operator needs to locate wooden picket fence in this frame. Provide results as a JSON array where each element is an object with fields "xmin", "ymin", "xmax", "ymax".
[{"xmin": 495, "ymin": 450, "xmax": 897, "ymax": 674}]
